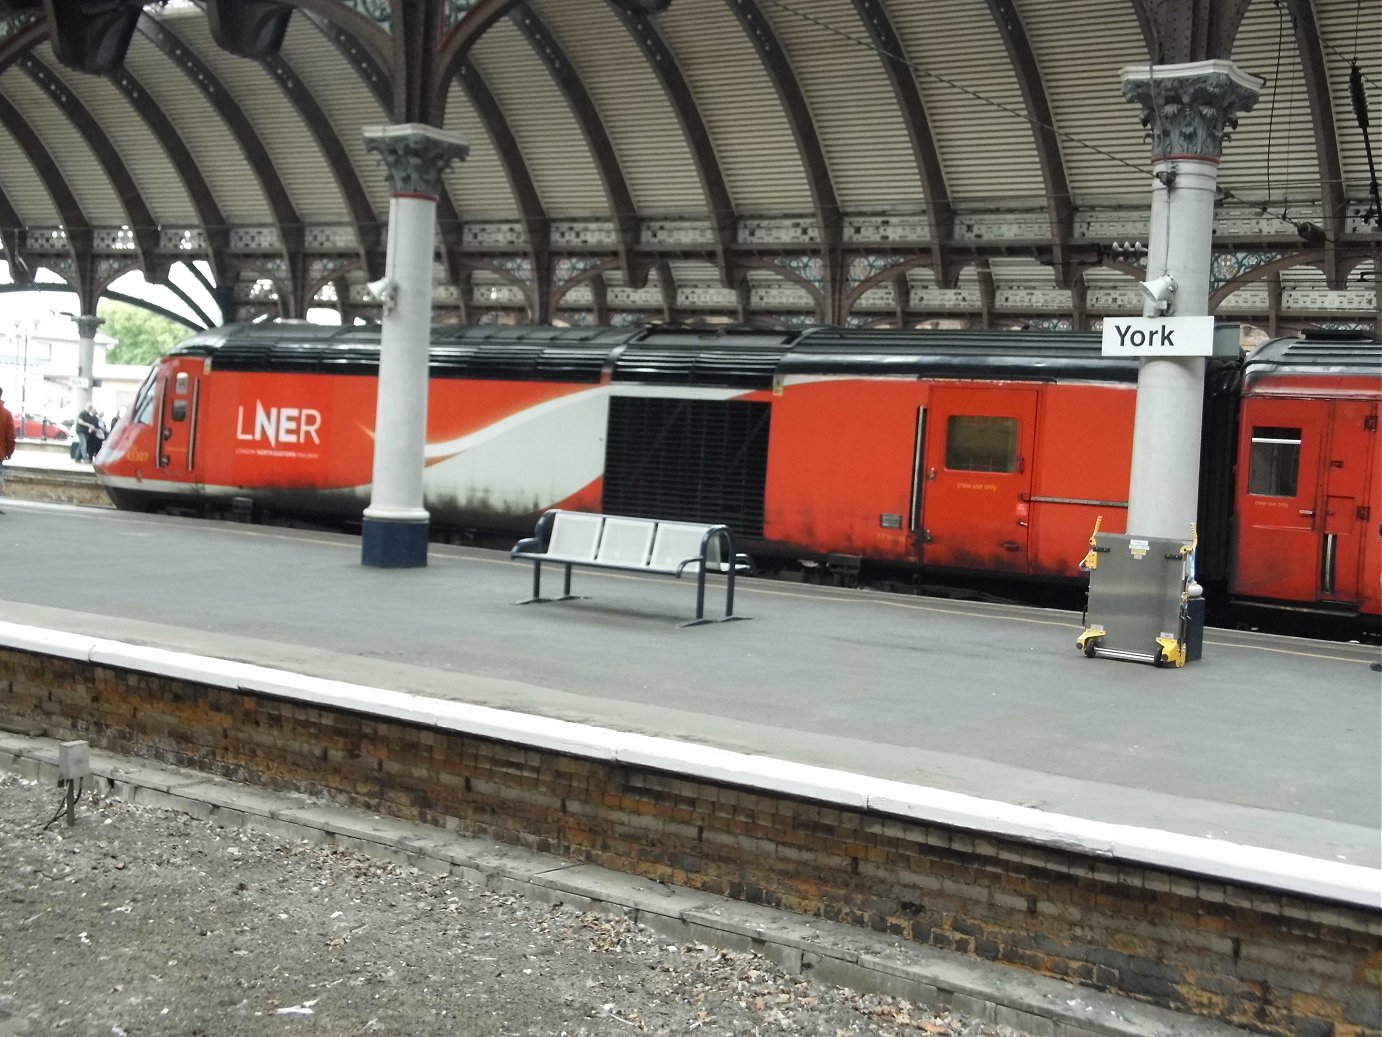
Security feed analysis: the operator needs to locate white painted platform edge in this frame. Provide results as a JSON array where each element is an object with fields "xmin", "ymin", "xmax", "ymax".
[{"xmin": 3, "ymin": 619, "xmax": 1378, "ymax": 911}]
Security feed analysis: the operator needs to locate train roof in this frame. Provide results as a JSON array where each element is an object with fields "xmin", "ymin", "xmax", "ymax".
[
  {"xmin": 171, "ymin": 321, "xmax": 1256, "ymax": 388},
  {"xmin": 783, "ymin": 327, "xmax": 1141, "ymax": 382},
  {"xmin": 1243, "ymin": 330, "xmax": 1382, "ymax": 378}
]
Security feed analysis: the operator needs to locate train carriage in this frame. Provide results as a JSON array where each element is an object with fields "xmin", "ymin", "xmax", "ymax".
[{"xmin": 93, "ymin": 322, "xmax": 1379, "ymax": 626}]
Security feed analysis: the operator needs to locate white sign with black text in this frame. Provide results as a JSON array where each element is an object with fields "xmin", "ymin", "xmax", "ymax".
[{"xmin": 1101, "ymin": 316, "xmax": 1216, "ymax": 357}]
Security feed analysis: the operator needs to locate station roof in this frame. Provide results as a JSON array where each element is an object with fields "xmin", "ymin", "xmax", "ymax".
[{"xmin": 0, "ymin": 0, "xmax": 1376, "ymax": 333}]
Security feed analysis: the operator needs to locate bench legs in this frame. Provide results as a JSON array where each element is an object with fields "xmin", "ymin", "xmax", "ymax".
[
  {"xmin": 514, "ymin": 561, "xmax": 584, "ymax": 605},
  {"xmin": 677, "ymin": 564, "xmax": 749, "ymax": 627}
]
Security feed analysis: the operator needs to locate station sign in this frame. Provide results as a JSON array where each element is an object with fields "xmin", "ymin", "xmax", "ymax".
[{"xmin": 1101, "ymin": 315, "xmax": 1216, "ymax": 357}]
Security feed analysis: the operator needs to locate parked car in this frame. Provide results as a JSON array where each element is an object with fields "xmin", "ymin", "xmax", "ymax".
[{"xmin": 17, "ymin": 413, "xmax": 70, "ymax": 441}]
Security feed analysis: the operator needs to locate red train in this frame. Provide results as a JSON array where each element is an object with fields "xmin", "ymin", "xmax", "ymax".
[{"xmin": 93, "ymin": 322, "xmax": 1381, "ymax": 626}]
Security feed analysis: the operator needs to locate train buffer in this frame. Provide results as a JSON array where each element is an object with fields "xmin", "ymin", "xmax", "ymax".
[{"xmin": 511, "ymin": 510, "xmax": 753, "ymax": 626}]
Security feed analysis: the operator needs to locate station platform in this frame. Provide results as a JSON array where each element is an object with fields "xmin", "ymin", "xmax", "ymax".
[{"xmin": 0, "ymin": 497, "xmax": 1377, "ymax": 872}]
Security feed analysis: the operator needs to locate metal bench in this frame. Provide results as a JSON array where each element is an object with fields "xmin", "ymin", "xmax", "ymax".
[{"xmin": 511, "ymin": 509, "xmax": 752, "ymax": 626}]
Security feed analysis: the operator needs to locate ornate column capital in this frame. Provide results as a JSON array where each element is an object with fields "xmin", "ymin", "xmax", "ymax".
[
  {"xmin": 74, "ymin": 314, "xmax": 104, "ymax": 339},
  {"xmin": 363, "ymin": 123, "xmax": 469, "ymax": 199},
  {"xmin": 1120, "ymin": 60, "xmax": 1264, "ymax": 162}
]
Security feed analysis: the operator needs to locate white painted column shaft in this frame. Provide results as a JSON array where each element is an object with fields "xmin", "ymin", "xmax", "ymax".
[{"xmin": 363, "ymin": 194, "xmax": 436, "ymax": 523}]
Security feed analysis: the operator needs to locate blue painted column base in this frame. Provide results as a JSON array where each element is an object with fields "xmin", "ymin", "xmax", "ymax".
[{"xmin": 362, "ymin": 516, "xmax": 430, "ymax": 568}]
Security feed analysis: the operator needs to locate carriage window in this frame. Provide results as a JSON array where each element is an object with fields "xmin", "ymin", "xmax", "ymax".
[
  {"xmin": 131, "ymin": 371, "xmax": 157, "ymax": 425},
  {"xmin": 1247, "ymin": 426, "xmax": 1301, "ymax": 497},
  {"xmin": 174, "ymin": 373, "xmax": 190, "ymax": 394},
  {"xmin": 945, "ymin": 415, "xmax": 1018, "ymax": 472}
]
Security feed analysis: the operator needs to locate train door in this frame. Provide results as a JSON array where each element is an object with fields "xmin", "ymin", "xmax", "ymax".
[
  {"xmin": 1231, "ymin": 396, "xmax": 1380, "ymax": 607},
  {"xmin": 919, "ymin": 386, "xmax": 1037, "ymax": 574},
  {"xmin": 155, "ymin": 357, "xmax": 204, "ymax": 476}
]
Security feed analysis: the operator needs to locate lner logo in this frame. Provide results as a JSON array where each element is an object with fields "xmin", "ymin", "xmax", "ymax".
[{"xmin": 235, "ymin": 402, "xmax": 322, "ymax": 447}]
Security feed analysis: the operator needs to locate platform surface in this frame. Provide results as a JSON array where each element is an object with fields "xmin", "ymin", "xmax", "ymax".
[{"xmin": 0, "ymin": 498, "xmax": 1377, "ymax": 868}]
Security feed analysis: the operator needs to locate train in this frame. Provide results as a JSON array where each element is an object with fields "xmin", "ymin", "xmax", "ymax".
[{"xmin": 92, "ymin": 321, "xmax": 1381, "ymax": 628}]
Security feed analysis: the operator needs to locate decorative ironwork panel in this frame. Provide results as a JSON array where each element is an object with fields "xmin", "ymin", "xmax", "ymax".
[
  {"xmin": 553, "ymin": 257, "xmax": 600, "ymax": 285},
  {"xmin": 740, "ymin": 218, "xmax": 819, "ymax": 245},
  {"xmin": 305, "ymin": 226, "xmax": 360, "ymax": 250},
  {"xmin": 852, "ymin": 285, "xmax": 896, "ymax": 310},
  {"xmin": 231, "ymin": 227, "xmax": 283, "ymax": 251},
  {"xmin": 162, "ymin": 228, "xmax": 207, "ymax": 251},
  {"xmin": 677, "ymin": 286, "xmax": 738, "ymax": 308},
  {"xmin": 341, "ymin": 2, "xmax": 392, "ymax": 31},
  {"xmin": 1076, "ymin": 211, "xmax": 1152, "ymax": 240},
  {"xmin": 955, "ymin": 212, "xmax": 1050, "ymax": 241},
  {"xmin": 1214, "ymin": 207, "xmax": 1320, "ymax": 237},
  {"xmin": 843, "ymin": 216, "xmax": 930, "ymax": 244},
  {"xmin": 96, "ymin": 258, "xmax": 135, "ymax": 283},
  {"xmin": 433, "ymin": 283, "xmax": 462, "ymax": 303},
  {"xmin": 643, "ymin": 221, "xmax": 717, "ymax": 246},
  {"xmin": 555, "ymin": 310, "xmax": 594, "ymax": 327},
  {"xmin": 560, "ymin": 284, "xmax": 594, "ymax": 306},
  {"xmin": 607, "ymin": 286, "xmax": 664, "ymax": 308},
  {"xmin": 1086, "ymin": 287, "xmax": 1145, "ymax": 312},
  {"xmin": 308, "ymin": 258, "xmax": 350, "ymax": 284},
  {"xmin": 1214, "ymin": 287, "xmax": 1269, "ymax": 313},
  {"xmin": 93, "ymin": 228, "xmax": 137, "ymax": 251},
  {"xmin": 1211, "ymin": 251, "xmax": 1289, "ymax": 294},
  {"xmin": 492, "ymin": 256, "xmax": 532, "ymax": 284},
  {"xmin": 610, "ymin": 311, "xmax": 646, "ymax": 327},
  {"xmin": 463, "ymin": 223, "xmax": 527, "ymax": 247},
  {"xmin": 0, "ymin": 13, "xmax": 37, "ymax": 41},
  {"xmin": 472, "ymin": 284, "xmax": 528, "ymax": 307},
  {"xmin": 312, "ymin": 282, "xmax": 339, "ymax": 304},
  {"xmin": 750, "ymin": 286, "xmax": 815, "ymax": 309},
  {"xmin": 1282, "ymin": 288, "xmax": 1375, "ymax": 312},
  {"xmin": 847, "ymin": 254, "xmax": 900, "ymax": 288},
  {"xmin": 552, "ymin": 222, "xmax": 619, "ymax": 247},
  {"xmin": 1024, "ymin": 317, "xmax": 1075, "ymax": 331},
  {"xmin": 913, "ymin": 288, "xmax": 982, "ymax": 310},
  {"xmin": 994, "ymin": 287, "xmax": 1070, "ymax": 311},
  {"xmin": 777, "ymin": 255, "xmax": 825, "ymax": 292}
]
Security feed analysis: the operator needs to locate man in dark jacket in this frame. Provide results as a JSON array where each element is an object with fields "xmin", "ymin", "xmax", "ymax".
[{"xmin": 0, "ymin": 386, "xmax": 15, "ymax": 512}]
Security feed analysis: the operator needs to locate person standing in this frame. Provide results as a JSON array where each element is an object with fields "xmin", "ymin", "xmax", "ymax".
[
  {"xmin": 76, "ymin": 402, "xmax": 100, "ymax": 463},
  {"xmin": 0, "ymin": 387, "xmax": 15, "ymax": 513}
]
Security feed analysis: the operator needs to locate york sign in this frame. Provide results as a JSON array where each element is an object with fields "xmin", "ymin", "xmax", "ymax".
[{"xmin": 1101, "ymin": 316, "xmax": 1215, "ymax": 357}]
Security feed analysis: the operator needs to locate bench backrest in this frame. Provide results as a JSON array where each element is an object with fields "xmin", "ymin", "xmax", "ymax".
[
  {"xmin": 548, "ymin": 511, "xmax": 604, "ymax": 561},
  {"xmin": 650, "ymin": 521, "xmax": 721, "ymax": 572},
  {"xmin": 595, "ymin": 516, "xmax": 657, "ymax": 567}
]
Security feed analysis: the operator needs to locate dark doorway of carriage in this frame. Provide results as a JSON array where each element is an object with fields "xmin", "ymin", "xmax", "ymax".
[{"xmin": 919, "ymin": 386, "xmax": 1037, "ymax": 575}]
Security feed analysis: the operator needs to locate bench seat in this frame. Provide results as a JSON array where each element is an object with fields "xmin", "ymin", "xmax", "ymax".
[{"xmin": 511, "ymin": 510, "xmax": 752, "ymax": 625}]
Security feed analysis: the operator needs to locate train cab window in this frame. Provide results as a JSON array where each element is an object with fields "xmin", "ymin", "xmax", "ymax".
[
  {"xmin": 131, "ymin": 371, "xmax": 157, "ymax": 425},
  {"xmin": 174, "ymin": 373, "xmax": 189, "ymax": 394},
  {"xmin": 1247, "ymin": 426, "xmax": 1301, "ymax": 497},
  {"xmin": 171, "ymin": 400, "xmax": 188, "ymax": 421},
  {"xmin": 945, "ymin": 415, "xmax": 1018, "ymax": 473}
]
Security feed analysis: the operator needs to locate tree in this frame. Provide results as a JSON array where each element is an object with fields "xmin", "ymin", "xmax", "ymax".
[{"xmin": 98, "ymin": 302, "xmax": 189, "ymax": 366}]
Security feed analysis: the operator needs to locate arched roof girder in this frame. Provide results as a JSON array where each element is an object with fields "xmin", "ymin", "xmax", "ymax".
[
  {"xmin": 20, "ymin": 53, "xmax": 159, "ymax": 280},
  {"xmin": 508, "ymin": 2, "xmax": 647, "ymax": 289},
  {"xmin": 984, "ymin": 0, "xmax": 1074, "ymax": 289},
  {"xmin": 606, "ymin": 0, "xmax": 738, "ymax": 287},
  {"xmin": 258, "ymin": 48, "xmax": 385, "ymax": 281},
  {"xmin": 0, "ymin": 16, "xmax": 53, "ymax": 285},
  {"xmin": 727, "ymin": 0, "xmax": 844, "ymax": 322},
  {"xmin": 454, "ymin": 59, "xmax": 551, "ymax": 321},
  {"xmin": 1283, "ymin": 0, "xmax": 1346, "ymax": 290},
  {"xmin": 306, "ymin": 11, "xmax": 540, "ymax": 314},
  {"xmin": 1134, "ymin": 0, "xmax": 1253, "ymax": 62},
  {"xmin": 137, "ymin": 12, "xmax": 307, "ymax": 318},
  {"xmin": 850, "ymin": 0, "xmax": 956, "ymax": 287},
  {"xmin": 106, "ymin": 66, "xmax": 233, "ymax": 293},
  {"xmin": 0, "ymin": 92, "xmax": 96, "ymax": 307},
  {"xmin": 1206, "ymin": 248, "xmax": 1370, "ymax": 309},
  {"xmin": 433, "ymin": 0, "xmax": 516, "ymax": 120}
]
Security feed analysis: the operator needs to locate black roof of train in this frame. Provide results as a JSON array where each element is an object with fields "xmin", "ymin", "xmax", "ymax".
[
  {"xmin": 171, "ymin": 321, "xmax": 1170, "ymax": 387},
  {"xmin": 1244, "ymin": 329, "xmax": 1382, "ymax": 379}
]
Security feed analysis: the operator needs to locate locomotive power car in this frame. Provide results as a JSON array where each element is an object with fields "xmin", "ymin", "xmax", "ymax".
[{"xmin": 92, "ymin": 322, "xmax": 1381, "ymax": 627}]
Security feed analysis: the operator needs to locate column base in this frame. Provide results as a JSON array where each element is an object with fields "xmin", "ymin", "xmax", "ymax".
[{"xmin": 362, "ymin": 516, "xmax": 429, "ymax": 568}]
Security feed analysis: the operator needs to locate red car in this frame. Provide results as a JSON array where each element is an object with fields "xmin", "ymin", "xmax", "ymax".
[{"xmin": 17, "ymin": 413, "xmax": 70, "ymax": 442}]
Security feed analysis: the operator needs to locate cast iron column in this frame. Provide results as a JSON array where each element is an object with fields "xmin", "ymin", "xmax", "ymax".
[
  {"xmin": 1119, "ymin": 61, "xmax": 1261, "ymax": 539},
  {"xmin": 74, "ymin": 314, "xmax": 102, "ymax": 411},
  {"xmin": 360, "ymin": 123, "xmax": 468, "ymax": 568}
]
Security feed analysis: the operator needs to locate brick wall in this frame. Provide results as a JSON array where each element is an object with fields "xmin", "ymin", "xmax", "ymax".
[{"xmin": 3, "ymin": 646, "xmax": 1379, "ymax": 1037}]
